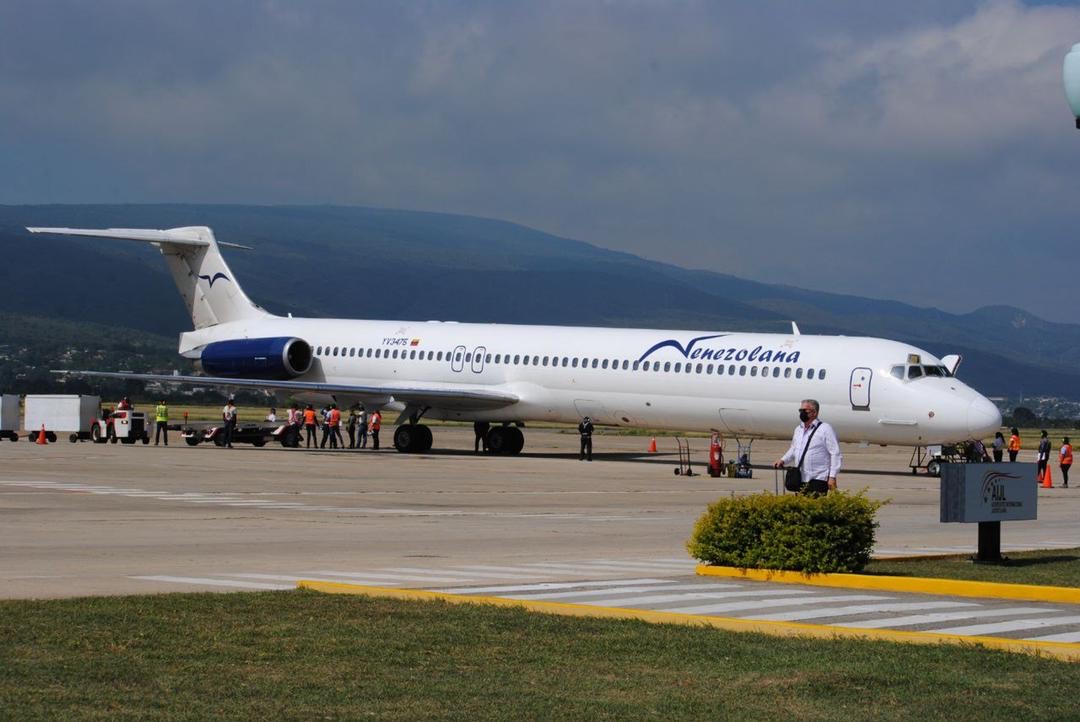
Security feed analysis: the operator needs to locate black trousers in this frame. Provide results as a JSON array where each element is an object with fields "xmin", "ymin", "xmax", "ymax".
[
  {"xmin": 992, "ymin": 449, "xmax": 1003, "ymax": 462},
  {"xmin": 347, "ymin": 427, "xmax": 356, "ymax": 448},
  {"xmin": 222, "ymin": 421, "xmax": 235, "ymax": 447},
  {"xmin": 305, "ymin": 425, "xmax": 317, "ymax": 448},
  {"xmin": 1062, "ymin": 464, "xmax": 1071, "ymax": 486},
  {"xmin": 155, "ymin": 422, "xmax": 168, "ymax": 445},
  {"xmin": 579, "ymin": 436, "xmax": 592, "ymax": 460},
  {"xmin": 801, "ymin": 478, "xmax": 829, "ymax": 496},
  {"xmin": 1008, "ymin": 450, "xmax": 1018, "ymax": 462},
  {"xmin": 331, "ymin": 427, "xmax": 344, "ymax": 449},
  {"xmin": 371, "ymin": 429, "xmax": 380, "ymax": 449},
  {"xmin": 1037, "ymin": 458, "xmax": 1048, "ymax": 477}
]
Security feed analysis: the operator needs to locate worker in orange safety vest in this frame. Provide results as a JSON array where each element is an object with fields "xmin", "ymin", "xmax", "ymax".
[
  {"xmin": 1061, "ymin": 438, "xmax": 1073, "ymax": 489},
  {"xmin": 1008, "ymin": 427, "xmax": 1021, "ymax": 463}
]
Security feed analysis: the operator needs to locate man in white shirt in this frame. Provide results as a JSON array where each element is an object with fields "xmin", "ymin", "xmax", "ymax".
[{"xmin": 774, "ymin": 398, "xmax": 842, "ymax": 495}]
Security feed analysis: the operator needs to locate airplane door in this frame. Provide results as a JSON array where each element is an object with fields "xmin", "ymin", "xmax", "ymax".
[
  {"xmin": 850, "ymin": 367, "xmax": 871, "ymax": 410},
  {"xmin": 471, "ymin": 346, "xmax": 486, "ymax": 374},
  {"xmin": 450, "ymin": 345, "xmax": 466, "ymax": 373}
]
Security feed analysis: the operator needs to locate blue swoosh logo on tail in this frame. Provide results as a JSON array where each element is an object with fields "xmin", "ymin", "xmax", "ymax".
[{"xmin": 197, "ymin": 272, "xmax": 231, "ymax": 287}]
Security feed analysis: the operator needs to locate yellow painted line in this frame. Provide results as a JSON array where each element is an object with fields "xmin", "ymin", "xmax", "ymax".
[
  {"xmin": 695, "ymin": 565, "xmax": 1080, "ymax": 604},
  {"xmin": 298, "ymin": 580, "xmax": 1080, "ymax": 662}
]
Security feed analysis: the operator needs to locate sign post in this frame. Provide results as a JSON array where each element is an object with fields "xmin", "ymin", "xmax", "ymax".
[{"xmin": 940, "ymin": 463, "xmax": 1037, "ymax": 563}]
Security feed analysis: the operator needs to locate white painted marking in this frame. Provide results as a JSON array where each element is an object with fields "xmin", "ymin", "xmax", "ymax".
[
  {"xmin": 582, "ymin": 588, "xmax": 822, "ymax": 608},
  {"xmin": 931, "ymin": 615, "xmax": 1080, "ymax": 637},
  {"xmin": 1026, "ymin": 631, "xmax": 1080, "ymax": 643},
  {"xmin": 752, "ymin": 601, "xmax": 981, "ymax": 622},
  {"xmin": 840, "ymin": 607, "xmax": 1051, "ymax": 629},
  {"xmin": 131, "ymin": 575, "xmax": 291, "ymax": 590},
  {"xmin": 309, "ymin": 570, "xmax": 479, "ymax": 584},
  {"xmin": 384, "ymin": 567, "xmax": 538, "ymax": 580},
  {"xmin": 436, "ymin": 578, "xmax": 674, "ymax": 595},
  {"xmin": 507, "ymin": 583, "xmax": 741, "ymax": 601},
  {"xmin": 665, "ymin": 595, "xmax": 890, "ymax": 615}
]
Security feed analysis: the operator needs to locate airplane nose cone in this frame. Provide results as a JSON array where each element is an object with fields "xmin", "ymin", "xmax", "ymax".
[{"xmin": 968, "ymin": 396, "xmax": 1001, "ymax": 437}]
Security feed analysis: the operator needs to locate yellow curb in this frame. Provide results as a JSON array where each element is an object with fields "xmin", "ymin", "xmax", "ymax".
[
  {"xmin": 297, "ymin": 580, "xmax": 1080, "ymax": 662},
  {"xmin": 695, "ymin": 564, "xmax": 1080, "ymax": 604}
]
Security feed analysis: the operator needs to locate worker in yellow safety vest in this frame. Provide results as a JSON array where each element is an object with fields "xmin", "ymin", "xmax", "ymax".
[{"xmin": 155, "ymin": 399, "xmax": 170, "ymax": 446}]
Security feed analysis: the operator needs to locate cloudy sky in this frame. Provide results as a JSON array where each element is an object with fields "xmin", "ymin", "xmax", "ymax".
[{"xmin": 3, "ymin": 1, "xmax": 1079, "ymax": 321}]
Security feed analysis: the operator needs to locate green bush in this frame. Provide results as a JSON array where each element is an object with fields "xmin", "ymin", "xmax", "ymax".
[{"xmin": 687, "ymin": 491, "xmax": 884, "ymax": 573}]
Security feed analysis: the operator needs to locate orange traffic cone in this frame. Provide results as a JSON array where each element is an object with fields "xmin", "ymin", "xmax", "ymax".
[
  {"xmin": 647, "ymin": 437, "xmax": 657, "ymax": 453},
  {"xmin": 35, "ymin": 424, "xmax": 48, "ymax": 445},
  {"xmin": 1042, "ymin": 464, "xmax": 1053, "ymax": 488}
]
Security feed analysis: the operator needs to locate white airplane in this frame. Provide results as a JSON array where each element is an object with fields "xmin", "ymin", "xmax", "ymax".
[{"xmin": 28, "ymin": 225, "xmax": 1001, "ymax": 454}]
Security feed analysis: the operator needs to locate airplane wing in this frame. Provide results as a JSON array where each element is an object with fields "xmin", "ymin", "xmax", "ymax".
[{"xmin": 53, "ymin": 370, "xmax": 519, "ymax": 411}]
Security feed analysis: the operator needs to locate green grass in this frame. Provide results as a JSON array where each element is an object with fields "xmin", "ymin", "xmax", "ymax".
[
  {"xmin": 865, "ymin": 548, "xmax": 1080, "ymax": 587},
  {"xmin": 0, "ymin": 591, "xmax": 1074, "ymax": 720}
]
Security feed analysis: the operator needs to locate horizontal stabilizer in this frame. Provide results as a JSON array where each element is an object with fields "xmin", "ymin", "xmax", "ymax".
[{"xmin": 26, "ymin": 226, "xmax": 253, "ymax": 250}]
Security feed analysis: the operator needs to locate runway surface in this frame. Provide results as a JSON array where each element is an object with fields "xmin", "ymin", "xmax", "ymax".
[{"xmin": 2, "ymin": 426, "xmax": 1077, "ymax": 605}]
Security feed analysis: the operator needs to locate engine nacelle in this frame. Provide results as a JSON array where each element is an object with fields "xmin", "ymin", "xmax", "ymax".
[
  {"xmin": 1065, "ymin": 43, "xmax": 1080, "ymax": 128},
  {"xmin": 200, "ymin": 337, "xmax": 313, "ymax": 379}
]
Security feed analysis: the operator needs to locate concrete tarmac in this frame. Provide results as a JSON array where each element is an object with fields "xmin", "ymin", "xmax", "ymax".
[{"xmin": 1, "ymin": 427, "xmax": 1077, "ymax": 600}]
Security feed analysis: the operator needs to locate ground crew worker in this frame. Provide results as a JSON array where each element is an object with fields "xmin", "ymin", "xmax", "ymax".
[
  {"xmin": 370, "ymin": 409, "xmax": 382, "ymax": 450},
  {"xmin": 346, "ymin": 407, "xmax": 359, "ymax": 448},
  {"xmin": 222, "ymin": 398, "xmax": 237, "ymax": 449},
  {"xmin": 328, "ymin": 404, "xmax": 344, "ymax": 449},
  {"xmin": 474, "ymin": 420, "xmax": 490, "ymax": 454},
  {"xmin": 303, "ymin": 404, "xmax": 318, "ymax": 448},
  {"xmin": 357, "ymin": 407, "xmax": 368, "ymax": 448},
  {"xmin": 154, "ymin": 399, "xmax": 169, "ymax": 446},
  {"xmin": 578, "ymin": 416, "xmax": 594, "ymax": 461},
  {"xmin": 1060, "ymin": 437, "xmax": 1072, "ymax": 488},
  {"xmin": 1037, "ymin": 430, "xmax": 1051, "ymax": 481},
  {"xmin": 1008, "ymin": 427, "xmax": 1021, "ymax": 462}
]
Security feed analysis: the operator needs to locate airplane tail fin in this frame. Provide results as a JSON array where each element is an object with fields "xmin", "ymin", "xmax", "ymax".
[{"xmin": 26, "ymin": 226, "xmax": 270, "ymax": 329}]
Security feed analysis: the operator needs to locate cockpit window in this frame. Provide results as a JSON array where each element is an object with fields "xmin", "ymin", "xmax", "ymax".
[
  {"xmin": 923, "ymin": 365, "xmax": 944, "ymax": 377},
  {"xmin": 890, "ymin": 365, "xmax": 904, "ymax": 380},
  {"xmin": 908, "ymin": 365, "xmax": 923, "ymax": 379}
]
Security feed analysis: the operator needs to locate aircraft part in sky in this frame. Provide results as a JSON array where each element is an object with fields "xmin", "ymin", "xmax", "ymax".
[{"xmin": 1065, "ymin": 43, "xmax": 1080, "ymax": 128}]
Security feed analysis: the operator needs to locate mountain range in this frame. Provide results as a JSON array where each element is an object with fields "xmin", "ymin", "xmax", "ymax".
[{"xmin": 2, "ymin": 203, "xmax": 1077, "ymax": 401}]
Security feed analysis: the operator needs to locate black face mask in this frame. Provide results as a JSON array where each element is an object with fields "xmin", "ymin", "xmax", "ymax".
[{"xmin": 798, "ymin": 409, "xmax": 811, "ymax": 423}]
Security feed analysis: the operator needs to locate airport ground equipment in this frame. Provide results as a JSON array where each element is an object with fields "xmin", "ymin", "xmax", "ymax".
[
  {"xmin": 0, "ymin": 394, "xmax": 19, "ymax": 441},
  {"xmin": 731, "ymin": 437, "xmax": 754, "ymax": 478},
  {"xmin": 89, "ymin": 409, "xmax": 150, "ymax": 444},
  {"xmin": 707, "ymin": 431, "xmax": 724, "ymax": 477},
  {"xmin": 673, "ymin": 437, "xmax": 695, "ymax": 476},
  {"xmin": 184, "ymin": 424, "xmax": 270, "ymax": 447},
  {"xmin": 24, "ymin": 394, "xmax": 101, "ymax": 444},
  {"xmin": 273, "ymin": 423, "xmax": 301, "ymax": 447}
]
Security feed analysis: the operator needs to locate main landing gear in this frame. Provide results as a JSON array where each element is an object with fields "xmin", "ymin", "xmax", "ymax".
[
  {"xmin": 486, "ymin": 425, "xmax": 524, "ymax": 455},
  {"xmin": 393, "ymin": 423, "xmax": 433, "ymax": 454}
]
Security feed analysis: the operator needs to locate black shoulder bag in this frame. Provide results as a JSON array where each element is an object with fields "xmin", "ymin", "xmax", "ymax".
[{"xmin": 784, "ymin": 422, "xmax": 820, "ymax": 492}]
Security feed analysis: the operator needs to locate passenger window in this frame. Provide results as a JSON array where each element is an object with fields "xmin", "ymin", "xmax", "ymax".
[
  {"xmin": 706, "ymin": 364, "xmax": 714, "ymax": 374},
  {"xmin": 796, "ymin": 368, "xmax": 803, "ymax": 379},
  {"xmin": 513, "ymin": 355, "xmax": 520, "ymax": 364},
  {"xmin": 772, "ymin": 367, "xmax": 780, "ymax": 378},
  {"xmin": 807, "ymin": 368, "xmax": 815, "ymax": 379},
  {"xmin": 739, "ymin": 365, "xmax": 746, "ymax": 376},
  {"xmin": 589, "ymin": 359, "xmax": 597, "ymax": 368},
  {"xmin": 642, "ymin": 361, "xmax": 650, "ymax": 371},
  {"xmin": 394, "ymin": 350, "xmax": 401, "ymax": 359},
  {"xmin": 908, "ymin": 366, "xmax": 923, "ymax": 379},
  {"xmin": 674, "ymin": 362, "xmax": 681, "ymax": 373},
  {"xmin": 455, "ymin": 352, "xmax": 462, "ymax": 362},
  {"xmin": 622, "ymin": 360, "xmax": 629, "ymax": 370},
  {"xmin": 784, "ymin": 367, "xmax": 791, "ymax": 378},
  {"xmin": 686, "ymin": 365, "xmax": 692, "ymax": 374},
  {"xmin": 750, "ymin": 366, "xmax": 758, "ymax": 377},
  {"xmin": 600, "ymin": 359, "xmax": 607, "ymax": 369},
  {"xmin": 523, "ymin": 356, "xmax": 530, "ymax": 366},
  {"xmin": 890, "ymin": 365, "xmax": 904, "ymax": 380},
  {"xmin": 543, "ymin": 356, "xmax": 549, "ymax": 367},
  {"xmin": 410, "ymin": 350, "xmax": 416, "ymax": 360},
  {"xmin": 366, "ymin": 349, "xmax": 373, "ymax": 358},
  {"xmin": 428, "ymin": 351, "xmax": 434, "ymax": 360},
  {"xmin": 728, "ymin": 365, "xmax": 735, "ymax": 375},
  {"xmin": 716, "ymin": 364, "xmax": 724, "ymax": 375},
  {"xmin": 761, "ymin": 366, "xmax": 768, "ymax": 376},
  {"xmin": 436, "ymin": 351, "xmax": 443, "ymax": 361},
  {"xmin": 486, "ymin": 354, "xmax": 492, "ymax": 363},
  {"xmin": 632, "ymin": 361, "xmax": 640, "ymax": 370},
  {"xmin": 696, "ymin": 363, "xmax": 703, "ymax": 373},
  {"xmin": 664, "ymin": 362, "xmax": 671, "ymax": 372},
  {"xmin": 818, "ymin": 369, "xmax": 826, "ymax": 380},
  {"xmin": 572, "ymin": 358, "xmax": 579, "ymax": 368}
]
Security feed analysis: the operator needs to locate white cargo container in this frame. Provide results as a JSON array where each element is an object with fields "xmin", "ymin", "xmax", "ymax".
[
  {"xmin": 0, "ymin": 394, "xmax": 19, "ymax": 441},
  {"xmin": 24, "ymin": 395, "xmax": 101, "ymax": 442}
]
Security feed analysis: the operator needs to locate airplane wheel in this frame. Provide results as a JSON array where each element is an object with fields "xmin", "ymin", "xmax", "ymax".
[
  {"xmin": 485, "ymin": 426, "xmax": 508, "ymax": 454},
  {"xmin": 185, "ymin": 436, "xmax": 200, "ymax": 446},
  {"xmin": 506, "ymin": 426, "xmax": 524, "ymax": 455},
  {"xmin": 69, "ymin": 433, "xmax": 79, "ymax": 443},
  {"xmin": 414, "ymin": 424, "xmax": 433, "ymax": 453},
  {"xmin": 393, "ymin": 423, "xmax": 416, "ymax": 451},
  {"xmin": 28, "ymin": 430, "xmax": 38, "ymax": 443}
]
